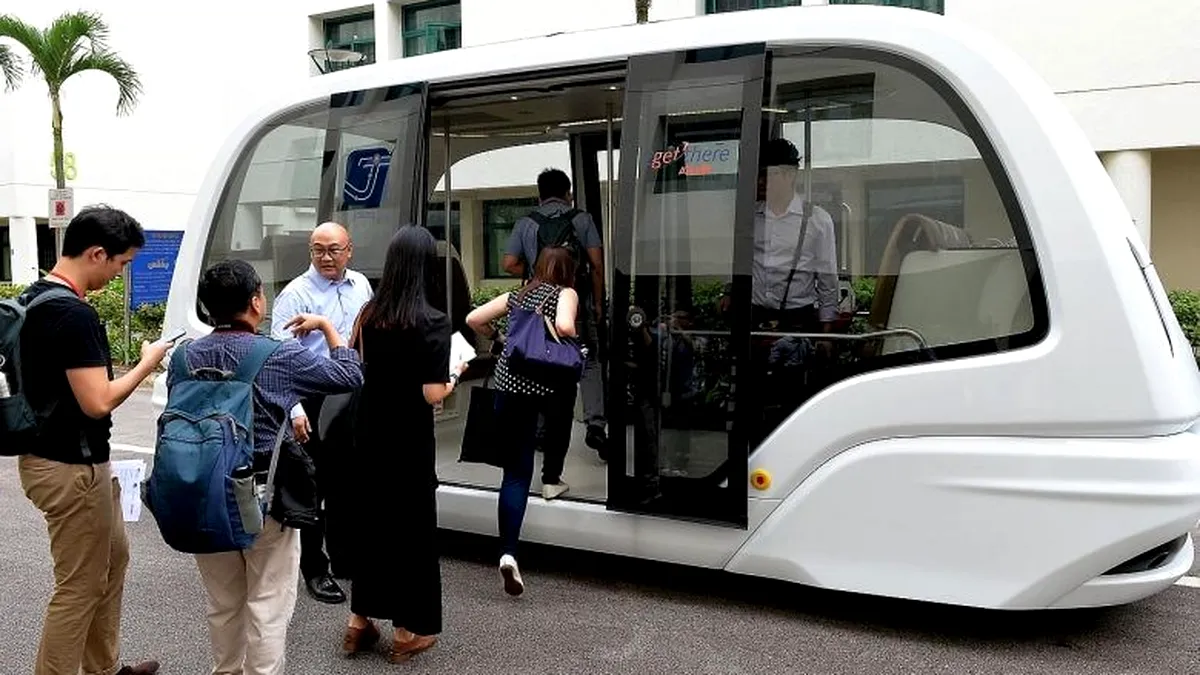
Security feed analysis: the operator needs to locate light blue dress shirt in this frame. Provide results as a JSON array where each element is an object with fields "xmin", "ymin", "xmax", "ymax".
[{"xmin": 271, "ymin": 265, "xmax": 373, "ymax": 419}]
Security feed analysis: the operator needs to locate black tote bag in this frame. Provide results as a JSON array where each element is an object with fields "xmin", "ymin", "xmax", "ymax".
[{"xmin": 458, "ymin": 381, "xmax": 508, "ymax": 468}]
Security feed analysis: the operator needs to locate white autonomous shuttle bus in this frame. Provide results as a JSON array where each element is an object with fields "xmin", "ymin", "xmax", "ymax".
[{"xmin": 153, "ymin": 5, "xmax": 1200, "ymax": 610}]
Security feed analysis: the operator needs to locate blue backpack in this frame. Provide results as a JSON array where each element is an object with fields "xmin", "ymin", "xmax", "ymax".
[{"xmin": 143, "ymin": 337, "xmax": 287, "ymax": 554}]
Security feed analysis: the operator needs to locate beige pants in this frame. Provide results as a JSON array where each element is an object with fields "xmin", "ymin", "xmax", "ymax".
[
  {"xmin": 18, "ymin": 456, "xmax": 130, "ymax": 675},
  {"xmin": 195, "ymin": 517, "xmax": 300, "ymax": 675}
]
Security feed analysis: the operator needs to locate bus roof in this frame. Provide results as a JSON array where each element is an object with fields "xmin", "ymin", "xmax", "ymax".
[{"xmin": 274, "ymin": 5, "xmax": 1010, "ymax": 118}]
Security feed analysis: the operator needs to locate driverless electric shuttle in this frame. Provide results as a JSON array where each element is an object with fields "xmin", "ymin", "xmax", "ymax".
[{"xmin": 152, "ymin": 5, "xmax": 1200, "ymax": 610}]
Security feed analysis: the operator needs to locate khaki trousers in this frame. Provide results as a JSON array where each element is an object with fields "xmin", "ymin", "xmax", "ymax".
[
  {"xmin": 195, "ymin": 517, "xmax": 300, "ymax": 675},
  {"xmin": 18, "ymin": 456, "xmax": 130, "ymax": 675}
]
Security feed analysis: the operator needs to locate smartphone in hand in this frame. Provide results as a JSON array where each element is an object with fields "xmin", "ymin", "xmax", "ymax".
[{"xmin": 155, "ymin": 327, "xmax": 187, "ymax": 348}]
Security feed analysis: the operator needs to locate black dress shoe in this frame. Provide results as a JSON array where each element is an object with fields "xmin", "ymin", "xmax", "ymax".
[
  {"xmin": 306, "ymin": 575, "xmax": 346, "ymax": 604},
  {"xmin": 115, "ymin": 662, "xmax": 160, "ymax": 675},
  {"xmin": 585, "ymin": 425, "xmax": 609, "ymax": 460}
]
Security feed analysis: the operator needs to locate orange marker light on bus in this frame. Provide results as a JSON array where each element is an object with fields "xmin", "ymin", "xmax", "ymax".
[{"xmin": 750, "ymin": 469, "xmax": 771, "ymax": 490}]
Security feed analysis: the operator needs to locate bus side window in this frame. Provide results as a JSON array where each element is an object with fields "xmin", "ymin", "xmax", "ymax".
[
  {"xmin": 201, "ymin": 105, "xmax": 329, "ymax": 325},
  {"xmin": 747, "ymin": 48, "xmax": 1045, "ymax": 448}
]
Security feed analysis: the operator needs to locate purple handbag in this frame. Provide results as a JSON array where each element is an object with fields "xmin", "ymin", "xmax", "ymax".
[{"xmin": 502, "ymin": 289, "xmax": 585, "ymax": 385}]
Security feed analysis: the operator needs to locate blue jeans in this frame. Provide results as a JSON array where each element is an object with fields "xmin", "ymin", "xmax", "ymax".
[{"xmin": 496, "ymin": 389, "xmax": 575, "ymax": 557}]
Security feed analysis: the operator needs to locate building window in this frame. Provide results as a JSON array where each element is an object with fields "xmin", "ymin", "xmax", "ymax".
[
  {"xmin": 0, "ymin": 225, "xmax": 10, "ymax": 282},
  {"xmin": 324, "ymin": 12, "xmax": 376, "ymax": 66},
  {"xmin": 827, "ymin": 0, "xmax": 943, "ymax": 13},
  {"xmin": 706, "ymin": 0, "xmax": 801, "ymax": 12},
  {"xmin": 483, "ymin": 198, "xmax": 539, "ymax": 278},
  {"xmin": 403, "ymin": 0, "xmax": 461, "ymax": 57},
  {"xmin": 706, "ymin": 0, "xmax": 943, "ymax": 13}
]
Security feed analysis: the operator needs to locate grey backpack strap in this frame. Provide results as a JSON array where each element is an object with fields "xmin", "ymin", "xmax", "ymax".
[
  {"xmin": 23, "ymin": 285, "xmax": 79, "ymax": 310},
  {"xmin": 23, "ymin": 285, "xmax": 90, "ymax": 456},
  {"xmin": 263, "ymin": 418, "xmax": 289, "ymax": 514}
]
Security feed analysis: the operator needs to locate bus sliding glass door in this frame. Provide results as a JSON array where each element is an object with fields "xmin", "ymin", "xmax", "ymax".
[
  {"xmin": 316, "ymin": 83, "xmax": 429, "ymax": 286},
  {"xmin": 606, "ymin": 46, "xmax": 766, "ymax": 528}
]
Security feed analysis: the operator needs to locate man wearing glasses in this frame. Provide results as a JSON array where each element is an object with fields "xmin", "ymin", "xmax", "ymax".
[{"xmin": 270, "ymin": 221, "xmax": 372, "ymax": 605}]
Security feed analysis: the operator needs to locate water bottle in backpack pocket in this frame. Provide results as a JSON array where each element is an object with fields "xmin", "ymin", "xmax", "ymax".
[{"xmin": 230, "ymin": 464, "xmax": 264, "ymax": 536}]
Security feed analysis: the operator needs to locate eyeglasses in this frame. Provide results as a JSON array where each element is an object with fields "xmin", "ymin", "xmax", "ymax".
[{"xmin": 310, "ymin": 246, "xmax": 348, "ymax": 259}]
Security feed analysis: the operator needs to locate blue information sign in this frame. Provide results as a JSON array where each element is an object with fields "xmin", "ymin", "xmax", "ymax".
[
  {"xmin": 342, "ymin": 146, "xmax": 391, "ymax": 210},
  {"xmin": 130, "ymin": 230, "xmax": 183, "ymax": 308}
]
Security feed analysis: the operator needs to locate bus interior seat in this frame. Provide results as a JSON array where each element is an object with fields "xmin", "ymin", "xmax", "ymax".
[
  {"xmin": 880, "ymin": 248, "xmax": 1034, "ymax": 355},
  {"xmin": 867, "ymin": 213, "xmax": 974, "ymax": 333}
]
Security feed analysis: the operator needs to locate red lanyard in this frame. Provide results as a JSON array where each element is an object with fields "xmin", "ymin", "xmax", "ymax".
[{"xmin": 46, "ymin": 273, "xmax": 84, "ymax": 299}]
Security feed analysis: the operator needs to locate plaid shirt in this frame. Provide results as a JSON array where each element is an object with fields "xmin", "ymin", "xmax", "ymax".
[{"xmin": 167, "ymin": 330, "xmax": 363, "ymax": 456}]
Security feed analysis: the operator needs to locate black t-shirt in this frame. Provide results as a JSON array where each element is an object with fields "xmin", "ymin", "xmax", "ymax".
[{"xmin": 19, "ymin": 279, "xmax": 113, "ymax": 464}]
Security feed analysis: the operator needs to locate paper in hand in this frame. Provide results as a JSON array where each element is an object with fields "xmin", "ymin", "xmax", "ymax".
[
  {"xmin": 111, "ymin": 459, "xmax": 146, "ymax": 522},
  {"xmin": 450, "ymin": 332, "xmax": 476, "ymax": 377}
]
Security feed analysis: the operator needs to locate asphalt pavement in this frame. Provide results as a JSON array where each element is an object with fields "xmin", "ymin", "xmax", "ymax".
[{"xmin": 2, "ymin": 389, "xmax": 1199, "ymax": 674}]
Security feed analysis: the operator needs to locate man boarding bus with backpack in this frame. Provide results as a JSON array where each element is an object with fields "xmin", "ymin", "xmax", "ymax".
[
  {"xmin": 0, "ymin": 205, "xmax": 165, "ymax": 675},
  {"xmin": 502, "ymin": 168, "xmax": 608, "ymax": 468},
  {"xmin": 142, "ymin": 259, "xmax": 363, "ymax": 675}
]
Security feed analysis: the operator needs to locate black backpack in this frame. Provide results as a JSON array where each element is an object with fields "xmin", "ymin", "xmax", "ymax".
[
  {"xmin": 530, "ymin": 209, "xmax": 589, "ymax": 291},
  {"xmin": 0, "ymin": 285, "xmax": 80, "ymax": 456}
]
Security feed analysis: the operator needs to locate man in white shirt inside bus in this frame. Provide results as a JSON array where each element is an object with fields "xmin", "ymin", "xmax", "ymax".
[
  {"xmin": 749, "ymin": 137, "xmax": 840, "ymax": 333},
  {"xmin": 270, "ymin": 221, "xmax": 372, "ymax": 605},
  {"xmin": 719, "ymin": 137, "xmax": 839, "ymax": 335}
]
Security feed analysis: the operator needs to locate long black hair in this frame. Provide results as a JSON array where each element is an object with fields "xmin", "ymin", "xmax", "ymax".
[{"xmin": 361, "ymin": 224, "xmax": 437, "ymax": 330}]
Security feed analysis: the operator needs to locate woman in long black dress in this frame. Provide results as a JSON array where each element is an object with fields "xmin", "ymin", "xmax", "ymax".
[{"xmin": 340, "ymin": 225, "xmax": 467, "ymax": 663}]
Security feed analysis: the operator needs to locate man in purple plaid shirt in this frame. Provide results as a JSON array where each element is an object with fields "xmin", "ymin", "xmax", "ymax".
[{"xmin": 171, "ymin": 259, "xmax": 363, "ymax": 675}]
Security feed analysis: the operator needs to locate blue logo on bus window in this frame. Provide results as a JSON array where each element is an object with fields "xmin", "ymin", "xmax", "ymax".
[{"xmin": 343, "ymin": 146, "xmax": 391, "ymax": 209}]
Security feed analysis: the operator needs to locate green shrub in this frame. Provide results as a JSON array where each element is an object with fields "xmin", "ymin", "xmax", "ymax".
[
  {"xmin": 1168, "ymin": 289, "xmax": 1200, "ymax": 362},
  {"xmin": 90, "ymin": 277, "xmax": 168, "ymax": 365},
  {"xmin": 470, "ymin": 283, "xmax": 519, "ymax": 334},
  {"xmin": 471, "ymin": 283, "xmax": 518, "ymax": 308},
  {"xmin": 852, "ymin": 277, "xmax": 876, "ymax": 310}
]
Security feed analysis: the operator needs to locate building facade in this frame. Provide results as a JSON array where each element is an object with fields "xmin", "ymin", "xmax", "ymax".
[{"xmin": 1, "ymin": 0, "xmax": 1196, "ymax": 291}]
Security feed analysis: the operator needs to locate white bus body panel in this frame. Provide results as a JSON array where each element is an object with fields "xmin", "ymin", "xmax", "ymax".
[
  {"xmin": 154, "ymin": 5, "xmax": 1200, "ymax": 609},
  {"xmin": 728, "ymin": 432, "xmax": 1200, "ymax": 609}
]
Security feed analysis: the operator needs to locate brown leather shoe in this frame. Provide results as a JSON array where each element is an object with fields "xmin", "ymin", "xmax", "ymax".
[
  {"xmin": 343, "ymin": 621, "xmax": 380, "ymax": 654},
  {"xmin": 390, "ymin": 633, "xmax": 437, "ymax": 663},
  {"xmin": 115, "ymin": 662, "xmax": 160, "ymax": 675}
]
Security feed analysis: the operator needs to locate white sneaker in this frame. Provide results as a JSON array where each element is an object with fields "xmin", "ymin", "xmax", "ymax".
[
  {"xmin": 542, "ymin": 481, "xmax": 569, "ymax": 500},
  {"xmin": 499, "ymin": 554, "xmax": 524, "ymax": 596}
]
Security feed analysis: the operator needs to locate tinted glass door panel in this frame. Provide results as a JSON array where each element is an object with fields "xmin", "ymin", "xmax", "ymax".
[
  {"xmin": 318, "ymin": 84, "xmax": 429, "ymax": 283},
  {"xmin": 607, "ymin": 46, "xmax": 766, "ymax": 528}
]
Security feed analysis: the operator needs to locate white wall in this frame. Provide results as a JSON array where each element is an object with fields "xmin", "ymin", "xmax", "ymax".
[
  {"xmin": 946, "ymin": 0, "xmax": 1200, "ymax": 151},
  {"xmin": 461, "ymin": 0, "xmax": 701, "ymax": 46}
]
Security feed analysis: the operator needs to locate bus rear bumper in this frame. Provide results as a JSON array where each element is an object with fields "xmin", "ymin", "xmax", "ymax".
[{"xmin": 1048, "ymin": 532, "xmax": 1194, "ymax": 608}]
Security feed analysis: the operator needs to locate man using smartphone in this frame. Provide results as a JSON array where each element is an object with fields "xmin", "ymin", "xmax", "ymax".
[
  {"xmin": 16, "ymin": 205, "xmax": 166, "ymax": 675},
  {"xmin": 269, "ymin": 221, "xmax": 372, "ymax": 604}
]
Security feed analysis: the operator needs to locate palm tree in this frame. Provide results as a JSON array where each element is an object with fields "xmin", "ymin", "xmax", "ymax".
[
  {"xmin": 636, "ymin": 0, "xmax": 652, "ymax": 23},
  {"xmin": 0, "ymin": 44, "xmax": 20, "ymax": 90},
  {"xmin": 0, "ymin": 11, "xmax": 141, "ymax": 192}
]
